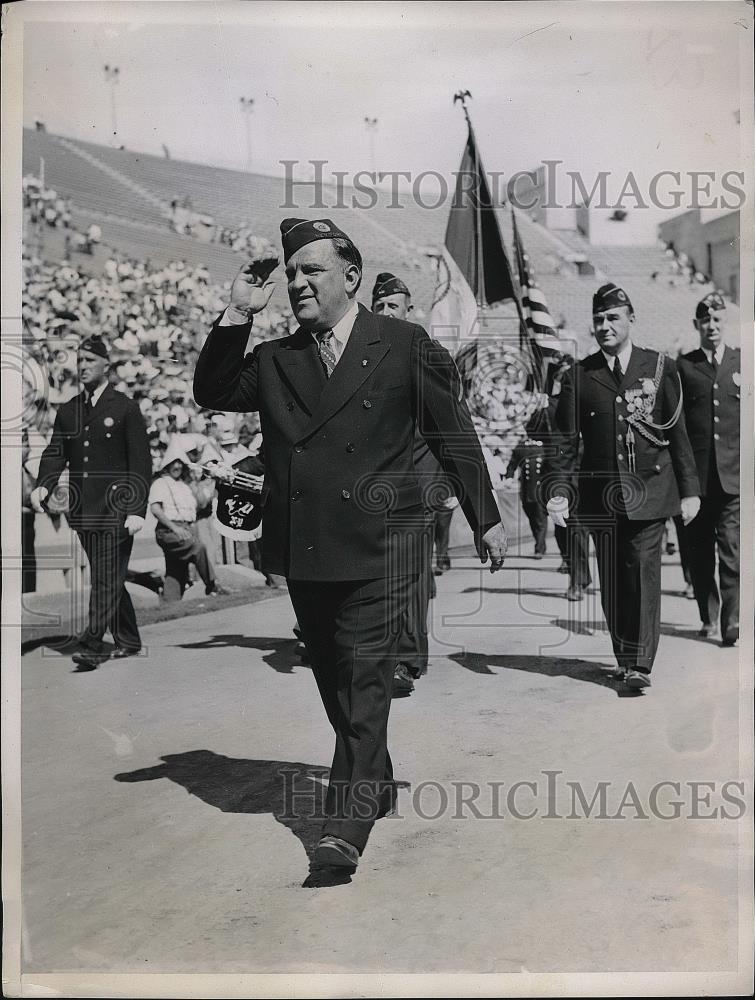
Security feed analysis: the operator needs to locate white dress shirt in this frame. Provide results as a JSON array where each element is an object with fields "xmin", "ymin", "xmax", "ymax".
[
  {"xmin": 84, "ymin": 380, "xmax": 108, "ymax": 407},
  {"xmin": 309, "ymin": 299, "xmax": 359, "ymax": 364},
  {"xmin": 601, "ymin": 340, "xmax": 633, "ymax": 376},
  {"xmin": 704, "ymin": 344, "xmax": 725, "ymax": 367}
]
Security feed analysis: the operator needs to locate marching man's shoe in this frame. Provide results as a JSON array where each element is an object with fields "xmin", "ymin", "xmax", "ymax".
[
  {"xmin": 110, "ymin": 646, "xmax": 142, "ymax": 660},
  {"xmin": 698, "ymin": 623, "xmax": 720, "ymax": 640},
  {"xmin": 72, "ymin": 648, "xmax": 109, "ymax": 670},
  {"xmin": 722, "ymin": 627, "xmax": 739, "ymax": 647},
  {"xmin": 392, "ymin": 663, "xmax": 415, "ymax": 695},
  {"xmin": 313, "ymin": 836, "xmax": 359, "ymax": 870},
  {"xmin": 565, "ymin": 585, "xmax": 586, "ymax": 602},
  {"xmin": 625, "ymin": 670, "xmax": 651, "ymax": 690}
]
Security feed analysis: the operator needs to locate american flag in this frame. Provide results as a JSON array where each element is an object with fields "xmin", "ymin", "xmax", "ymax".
[{"xmin": 511, "ymin": 208, "xmax": 557, "ymax": 339}]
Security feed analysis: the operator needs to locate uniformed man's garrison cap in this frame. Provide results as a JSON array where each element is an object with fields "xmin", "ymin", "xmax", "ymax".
[
  {"xmin": 371, "ymin": 272, "xmax": 411, "ymax": 301},
  {"xmin": 78, "ymin": 334, "xmax": 109, "ymax": 360},
  {"xmin": 695, "ymin": 291, "xmax": 726, "ymax": 319},
  {"xmin": 593, "ymin": 283, "xmax": 633, "ymax": 314},
  {"xmin": 280, "ymin": 218, "xmax": 352, "ymax": 263}
]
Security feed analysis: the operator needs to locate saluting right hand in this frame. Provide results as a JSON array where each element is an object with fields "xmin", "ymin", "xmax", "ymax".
[{"xmin": 229, "ymin": 262, "xmax": 277, "ymax": 317}]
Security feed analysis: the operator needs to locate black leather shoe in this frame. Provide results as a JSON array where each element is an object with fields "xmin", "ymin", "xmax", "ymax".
[
  {"xmin": 625, "ymin": 670, "xmax": 651, "ymax": 690},
  {"xmin": 722, "ymin": 627, "xmax": 739, "ymax": 647},
  {"xmin": 557, "ymin": 560, "xmax": 569, "ymax": 574},
  {"xmin": 72, "ymin": 649, "xmax": 109, "ymax": 670},
  {"xmin": 698, "ymin": 623, "xmax": 720, "ymax": 640},
  {"xmin": 313, "ymin": 836, "xmax": 359, "ymax": 870},
  {"xmin": 110, "ymin": 646, "xmax": 142, "ymax": 660},
  {"xmin": 392, "ymin": 663, "xmax": 415, "ymax": 695},
  {"xmin": 566, "ymin": 585, "xmax": 586, "ymax": 602}
]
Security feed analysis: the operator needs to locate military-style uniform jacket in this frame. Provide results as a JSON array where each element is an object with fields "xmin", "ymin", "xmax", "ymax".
[
  {"xmin": 193, "ymin": 304, "xmax": 501, "ymax": 580},
  {"xmin": 548, "ymin": 346, "xmax": 700, "ymax": 520},
  {"xmin": 37, "ymin": 385, "xmax": 152, "ymax": 531},
  {"xmin": 677, "ymin": 346, "xmax": 740, "ymax": 497},
  {"xmin": 505, "ymin": 438, "xmax": 546, "ymax": 504}
]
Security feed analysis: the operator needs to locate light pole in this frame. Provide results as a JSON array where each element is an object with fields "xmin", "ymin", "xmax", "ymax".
[
  {"xmin": 240, "ymin": 97, "xmax": 255, "ymax": 170},
  {"xmin": 103, "ymin": 64, "xmax": 120, "ymax": 145},
  {"xmin": 364, "ymin": 116, "xmax": 378, "ymax": 175}
]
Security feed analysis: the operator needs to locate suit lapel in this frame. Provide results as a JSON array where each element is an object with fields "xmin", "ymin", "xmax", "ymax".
[
  {"xmin": 304, "ymin": 305, "xmax": 390, "ymax": 438},
  {"xmin": 273, "ymin": 329, "xmax": 326, "ymax": 415},
  {"xmin": 717, "ymin": 345, "xmax": 737, "ymax": 382},
  {"xmin": 586, "ymin": 352, "xmax": 617, "ymax": 393}
]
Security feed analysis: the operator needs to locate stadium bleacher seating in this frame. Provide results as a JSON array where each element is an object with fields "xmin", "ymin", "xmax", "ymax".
[{"xmin": 22, "ymin": 128, "xmax": 739, "ymax": 352}]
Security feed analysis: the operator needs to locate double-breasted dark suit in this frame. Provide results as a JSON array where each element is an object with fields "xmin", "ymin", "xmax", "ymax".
[
  {"xmin": 194, "ymin": 303, "xmax": 500, "ymax": 850},
  {"xmin": 37, "ymin": 384, "xmax": 152, "ymax": 651},
  {"xmin": 548, "ymin": 346, "xmax": 699, "ymax": 674},
  {"xmin": 677, "ymin": 346, "xmax": 740, "ymax": 638}
]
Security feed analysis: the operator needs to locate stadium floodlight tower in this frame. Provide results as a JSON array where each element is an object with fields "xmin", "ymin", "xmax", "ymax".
[
  {"xmin": 364, "ymin": 116, "xmax": 378, "ymax": 176},
  {"xmin": 103, "ymin": 64, "xmax": 120, "ymax": 146},
  {"xmin": 240, "ymin": 97, "xmax": 255, "ymax": 171}
]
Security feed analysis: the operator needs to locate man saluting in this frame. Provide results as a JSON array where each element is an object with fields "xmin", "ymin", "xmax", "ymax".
[
  {"xmin": 546, "ymin": 283, "xmax": 700, "ymax": 691},
  {"xmin": 194, "ymin": 219, "xmax": 506, "ymax": 873}
]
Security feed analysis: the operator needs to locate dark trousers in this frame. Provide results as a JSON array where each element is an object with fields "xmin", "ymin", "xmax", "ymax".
[
  {"xmin": 433, "ymin": 507, "xmax": 453, "ymax": 566},
  {"xmin": 155, "ymin": 523, "xmax": 214, "ymax": 600},
  {"xmin": 686, "ymin": 490, "xmax": 739, "ymax": 635},
  {"xmin": 673, "ymin": 514, "xmax": 694, "ymax": 587},
  {"xmin": 76, "ymin": 529, "xmax": 140, "ymax": 651},
  {"xmin": 589, "ymin": 517, "xmax": 665, "ymax": 674},
  {"xmin": 288, "ymin": 574, "xmax": 416, "ymax": 853},
  {"xmin": 522, "ymin": 498, "xmax": 548, "ymax": 554},
  {"xmin": 555, "ymin": 520, "xmax": 592, "ymax": 589},
  {"xmin": 22, "ymin": 508, "xmax": 37, "ymax": 593},
  {"xmin": 396, "ymin": 512, "xmax": 434, "ymax": 677}
]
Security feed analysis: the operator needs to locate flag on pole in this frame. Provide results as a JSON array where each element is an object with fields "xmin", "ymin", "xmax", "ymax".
[
  {"xmin": 428, "ymin": 117, "xmax": 519, "ymax": 349},
  {"xmin": 511, "ymin": 208, "xmax": 558, "ymax": 340},
  {"xmin": 444, "ymin": 123, "xmax": 517, "ymax": 306}
]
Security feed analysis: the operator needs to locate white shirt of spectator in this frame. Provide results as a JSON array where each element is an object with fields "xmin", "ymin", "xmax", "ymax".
[{"xmin": 149, "ymin": 476, "xmax": 197, "ymax": 522}]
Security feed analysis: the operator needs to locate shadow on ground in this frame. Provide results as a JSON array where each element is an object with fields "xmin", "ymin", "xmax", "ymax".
[
  {"xmin": 448, "ymin": 651, "xmax": 643, "ymax": 697},
  {"xmin": 114, "ymin": 750, "xmax": 351, "ymax": 887},
  {"xmin": 175, "ymin": 635, "xmax": 309, "ymax": 673}
]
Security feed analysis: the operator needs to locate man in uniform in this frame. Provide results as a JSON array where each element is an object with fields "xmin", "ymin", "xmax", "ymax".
[
  {"xmin": 194, "ymin": 221, "xmax": 506, "ymax": 872},
  {"xmin": 546, "ymin": 283, "xmax": 700, "ymax": 690},
  {"xmin": 371, "ymin": 272, "xmax": 455, "ymax": 695},
  {"xmin": 32, "ymin": 335, "xmax": 152, "ymax": 669},
  {"xmin": 677, "ymin": 293, "xmax": 740, "ymax": 646}
]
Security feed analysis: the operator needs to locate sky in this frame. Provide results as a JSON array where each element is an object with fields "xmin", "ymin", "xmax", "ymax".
[{"xmin": 15, "ymin": 1, "xmax": 749, "ymax": 240}]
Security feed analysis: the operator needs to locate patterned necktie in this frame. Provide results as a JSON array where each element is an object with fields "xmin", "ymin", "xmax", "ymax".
[
  {"xmin": 613, "ymin": 356, "xmax": 623, "ymax": 385},
  {"xmin": 317, "ymin": 329, "xmax": 337, "ymax": 378}
]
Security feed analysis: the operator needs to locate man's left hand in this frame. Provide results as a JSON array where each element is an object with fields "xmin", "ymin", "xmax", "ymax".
[
  {"xmin": 680, "ymin": 496, "xmax": 701, "ymax": 526},
  {"xmin": 481, "ymin": 523, "xmax": 508, "ymax": 573},
  {"xmin": 124, "ymin": 515, "xmax": 145, "ymax": 535}
]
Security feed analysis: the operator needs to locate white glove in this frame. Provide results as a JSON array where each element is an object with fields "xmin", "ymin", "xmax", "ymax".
[
  {"xmin": 680, "ymin": 496, "xmax": 701, "ymax": 526},
  {"xmin": 30, "ymin": 486, "xmax": 49, "ymax": 513},
  {"xmin": 546, "ymin": 496, "xmax": 569, "ymax": 527},
  {"xmin": 124, "ymin": 514, "xmax": 145, "ymax": 535}
]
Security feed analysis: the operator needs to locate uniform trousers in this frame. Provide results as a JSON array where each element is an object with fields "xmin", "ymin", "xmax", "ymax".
[
  {"xmin": 588, "ymin": 516, "xmax": 665, "ymax": 674},
  {"xmin": 76, "ymin": 529, "xmax": 140, "ymax": 651},
  {"xmin": 685, "ymin": 486, "xmax": 739, "ymax": 636},
  {"xmin": 395, "ymin": 511, "xmax": 435, "ymax": 678},
  {"xmin": 288, "ymin": 574, "xmax": 416, "ymax": 853},
  {"xmin": 554, "ymin": 520, "xmax": 592, "ymax": 589},
  {"xmin": 522, "ymin": 498, "xmax": 548, "ymax": 554}
]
